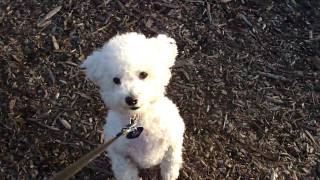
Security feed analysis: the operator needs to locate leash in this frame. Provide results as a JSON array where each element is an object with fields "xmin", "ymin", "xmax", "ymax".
[{"xmin": 49, "ymin": 115, "xmax": 143, "ymax": 180}]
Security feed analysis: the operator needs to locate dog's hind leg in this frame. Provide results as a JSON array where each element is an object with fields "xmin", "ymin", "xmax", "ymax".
[
  {"xmin": 108, "ymin": 151, "xmax": 139, "ymax": 180},
  {"xmin": 160, "ymin": 141, "xmax": 183, "ymax": 180}
]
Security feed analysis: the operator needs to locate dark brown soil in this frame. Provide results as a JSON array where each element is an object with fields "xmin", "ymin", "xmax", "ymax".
[{"xmin": 0, "ymin": 0, "xmax": 319, "ymax": 179}]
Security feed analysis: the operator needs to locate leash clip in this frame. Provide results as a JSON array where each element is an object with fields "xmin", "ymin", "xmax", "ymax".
[{"xmin": 117, "ymin": 115, "xmax": 143, "ymax": 139}]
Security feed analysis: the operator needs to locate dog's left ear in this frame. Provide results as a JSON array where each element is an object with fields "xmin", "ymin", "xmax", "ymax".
[{"xmin": 153, "ymin": 34, "xmax": 178, "ymax": 68}]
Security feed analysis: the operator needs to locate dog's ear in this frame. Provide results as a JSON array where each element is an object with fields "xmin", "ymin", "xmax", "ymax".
[
  {"xmin": 153, "ymin": 34, "xmax": 178, "ymax": 68},
  {"xmin": 80, "ymin": 51, "xmax": 104, "ymax": 85}
]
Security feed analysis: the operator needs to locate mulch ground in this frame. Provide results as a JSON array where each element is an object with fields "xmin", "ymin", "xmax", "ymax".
[{"xmin": 0, "ymin": 0, "xmax": 319, "ymax": 179}]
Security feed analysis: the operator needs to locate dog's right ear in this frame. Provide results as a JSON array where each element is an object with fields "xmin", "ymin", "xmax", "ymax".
[{"xmin": 80, "ymin": 51, "xmax": 104, "ymax": 85}]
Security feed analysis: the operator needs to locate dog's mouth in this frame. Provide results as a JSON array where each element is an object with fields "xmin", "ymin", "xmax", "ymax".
[{"xmin": 130, "ymin": 106, "xmax": 140, "ymax": 110}]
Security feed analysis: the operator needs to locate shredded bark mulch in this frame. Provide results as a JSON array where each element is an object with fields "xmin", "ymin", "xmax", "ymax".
[{"xmin": 0, "ymin": 0, "xmax": 319, "ymax": 179}]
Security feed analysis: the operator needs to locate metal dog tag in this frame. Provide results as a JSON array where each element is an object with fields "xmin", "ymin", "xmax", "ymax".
[{"xmin": 127, "ymin": 127, "xmax": 144, "ymax": 139}]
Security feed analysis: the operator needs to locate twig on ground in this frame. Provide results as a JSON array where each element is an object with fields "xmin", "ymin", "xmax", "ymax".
[
  {"xmin": 265, "ymin": 96, "xmax": 284, "ymax": 104},
  {"xmin": 258, "ymin": 71, "xmax": 289, "ymax": 81},
  {"xmin": 239, "ymin": 13, "xmax": 252, "ymax": 27},
  {"xmin": 206, "ymin": 2, "xmax": 213, "ymax": 24},
  {"xmin": 305, "ymin": 130, "xmax": 319, "ymax": 148},
  {"xmin": 27, "ymin": 118, "xmax": 60, "ymax": 131},
  {"xmin": 153, "ymin": 2, "xmax": 179, "ymax": 9}
]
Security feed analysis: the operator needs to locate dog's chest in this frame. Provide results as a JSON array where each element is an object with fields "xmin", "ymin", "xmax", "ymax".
[{"xmin": 125, "ymin": 118, "xmax": 169, "ymax": 168}]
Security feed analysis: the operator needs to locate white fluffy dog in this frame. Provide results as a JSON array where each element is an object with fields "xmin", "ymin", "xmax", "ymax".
[{"xmin": 81, "ymin": 32, "xmax": 185, "ymax": 180}]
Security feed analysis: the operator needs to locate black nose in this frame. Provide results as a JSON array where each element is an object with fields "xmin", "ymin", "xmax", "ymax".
[{"xmin": 125, "ymin": 96, "xmax": 138, "ymax": 106}]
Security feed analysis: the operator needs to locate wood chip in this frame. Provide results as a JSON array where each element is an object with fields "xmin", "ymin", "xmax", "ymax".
[
  {"xmin": 65, "ymin": 61, "xmax": 79, "ymax": 67},
  {"xmin": 27, "ymin": 118, "xmax": 60, "ymax": 131},
  {"xmin": 38, "ymin": 6, "xmax": 62, "ymax": 27},
  {"xmin": 206, "ymin": 2, "xmax": 213, "ymax": 24},
  {"xmin": 311, "ymin": 56, "xmax": 320, "ymax": 70},
  {"xmin": 239, "ymin": 13, "xmax": 252, "ymax": 27},
  {"xmin": 258, "ymin": 71, "xmax": 289, "ymax": 81},
  {"xmin": 51, "ymin": 35, "xmax": 59, "ymax": 50},
  {"xmin": 9, "ymin": 98, "xmax": 16, "ymax": 112},
  {"xmin": 265, "ymin": 96, "xmax": 284, "ymax": 104},
  {"xmin": 305, "ymin": 130, "xmax": 319, "ymax": 148},
  {"xmin": 59, "ymin": 119, "xmax": 72, "ymax": 130},
  {"xmin": 271, "ymin": 168, "xmax": 278, "ymax": 180},
  {"xmin": 47, "ymin": 68, "xmax": 55, "ymax": 84}
]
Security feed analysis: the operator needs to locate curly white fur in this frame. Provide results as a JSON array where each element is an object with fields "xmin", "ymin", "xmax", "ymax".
[{"xmin": 81, "ymin": 33, "xmax": 185, "ymax": 180}]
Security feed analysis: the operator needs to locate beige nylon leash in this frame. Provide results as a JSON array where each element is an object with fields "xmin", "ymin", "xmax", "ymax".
[{"xmin": 50, "ymin": 115, "xmax": 142, "ymax": 180}]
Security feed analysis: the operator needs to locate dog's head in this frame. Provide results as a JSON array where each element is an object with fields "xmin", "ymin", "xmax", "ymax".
[{"xmin": 81, "ymin": 32, "xmax": 177, "ymax": 112}]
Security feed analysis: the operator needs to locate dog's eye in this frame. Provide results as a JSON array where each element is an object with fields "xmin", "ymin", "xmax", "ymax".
[
  {"xmin": 113, "ymin": 77, "xmax": 121, "ymax": 85},
  {"xmin": 139, "ymin": 72, "xmax": 148, "ymax": 80}
]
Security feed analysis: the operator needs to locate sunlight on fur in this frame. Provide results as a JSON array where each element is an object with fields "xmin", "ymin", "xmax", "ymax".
[{"xmin": 81, "ymin": 32, "xmax": 185, "ymax": 180}]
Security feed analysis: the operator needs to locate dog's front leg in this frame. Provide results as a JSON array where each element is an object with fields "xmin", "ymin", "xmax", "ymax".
[
  {"xmin": 108, "ymin": 150, "xmax": 139, "ymax": 180},
  {"xmin": 160, "ymin": 142, "xmax": 183, "ymax": 180}
]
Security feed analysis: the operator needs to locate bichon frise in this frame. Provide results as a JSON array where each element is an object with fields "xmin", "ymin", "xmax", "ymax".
[{"xmin": 81, "ymin": 32, "xmax": 185, "ymax": 180}]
